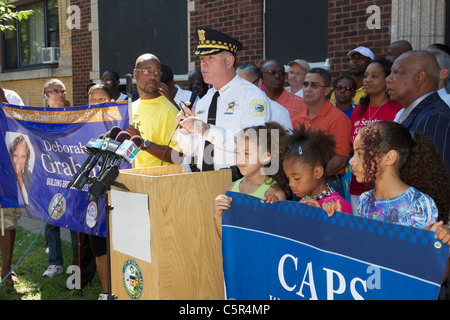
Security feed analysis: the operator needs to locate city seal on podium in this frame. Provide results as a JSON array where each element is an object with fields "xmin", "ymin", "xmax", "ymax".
[{"xmin": 122, "ymin": 259, "xmax": 144, "ymax": 300}]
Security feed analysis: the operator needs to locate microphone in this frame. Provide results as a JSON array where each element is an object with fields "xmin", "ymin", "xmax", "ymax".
[
  {"xmin": 96, "ymin": 126, "xmax": 123, "ymax": 175},
  {"xmin": 113, "ymin": 135, "xmax": 143, "ymax": 167},
  {"xmin": 66, "ymin": 137, "xmax": 104, "ymax": 190},
  {"xmin": 188, "ymin": 81, "xmax": 203, "ymax": 109},
  {"xmin": 104, "ymin": 131, "xmax": 131, "ymax": 168},
  {"xmin": 71, "ymin": 126, "xmax": 122, "ymax": 190},
  {"xmin": 87, "ymin": 136, "xmax": 142, "ymax": 201}
]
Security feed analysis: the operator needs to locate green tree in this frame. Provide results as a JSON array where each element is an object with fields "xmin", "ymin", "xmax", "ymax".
[{"xmin": 0, "ymin": 0, "xmax": 33, "ymax": 31}]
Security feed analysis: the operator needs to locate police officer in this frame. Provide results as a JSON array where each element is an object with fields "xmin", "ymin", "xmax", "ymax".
[{"xmin": 176, "ymin": 27, "xmax": 271, "ymax": 175}]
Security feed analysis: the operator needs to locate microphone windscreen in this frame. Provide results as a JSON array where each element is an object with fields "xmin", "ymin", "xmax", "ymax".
[
  {"xmin": 109, "ymin": 126, "xmax": 122, "ymax": 140},
  {"xmin": 192, "ymin": 81, "xmax": 203, "ymax": 93},
  {"xmin": 130, "ymin": 135, "xmax": 144, "ymax": 148},
  {"xmin": 115, "ymin": 131, "xmax": 132, "ymax": 143}
]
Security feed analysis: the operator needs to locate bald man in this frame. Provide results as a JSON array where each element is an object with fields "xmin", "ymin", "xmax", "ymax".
[
  {"xmin": 126, "ymin": 53, "xmax": 182, "ymax": 167},
  {"xmin": 386, "ymin": 50, "xmax": 450, "ymax": 174},
  {"xmin": 386, "ymin": 40, "xmax": 412, "ymax": 62}
]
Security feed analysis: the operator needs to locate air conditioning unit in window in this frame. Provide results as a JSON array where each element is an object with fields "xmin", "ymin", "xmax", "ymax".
[{"xmin": 42, "ymin": 47, "xmax": 60, "ymax": 64}]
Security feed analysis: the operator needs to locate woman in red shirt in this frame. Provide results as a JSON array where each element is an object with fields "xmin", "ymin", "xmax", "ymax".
[{"xmin": 349, "ymin": 58, "xmax": 403, "ymax": 214}]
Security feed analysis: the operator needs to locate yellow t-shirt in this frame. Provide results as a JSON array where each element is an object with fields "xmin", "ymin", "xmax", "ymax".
[{"xmin": 132, "ymin": 95, "xmax": 180, "ymax": 168}]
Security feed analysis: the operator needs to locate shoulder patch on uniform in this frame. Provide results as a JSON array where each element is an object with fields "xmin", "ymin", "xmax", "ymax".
[{"xmin": 249, "ymin": 99, "xmax": 267, "ymax": 117}]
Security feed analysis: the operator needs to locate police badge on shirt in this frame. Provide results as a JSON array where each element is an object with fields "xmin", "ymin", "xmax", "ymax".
[{"xmin": 249, "ymin": 99, "xmax": 267, "ymax": 117}]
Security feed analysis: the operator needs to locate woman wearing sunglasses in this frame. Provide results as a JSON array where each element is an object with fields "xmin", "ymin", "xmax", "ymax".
[{"xmin": 332, "ymin": 76, "xmax": 357, "ymax": 119}]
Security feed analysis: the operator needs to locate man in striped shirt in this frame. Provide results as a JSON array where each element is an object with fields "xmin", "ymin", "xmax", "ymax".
[{"xmin": 386, "ymin": 50, "xmax": 450, "ymax": 176}]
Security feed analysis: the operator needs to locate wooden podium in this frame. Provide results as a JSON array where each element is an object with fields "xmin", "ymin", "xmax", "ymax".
[{"xmin": 108, "ymin": 165, "xmax": 231, "ymax": 300}]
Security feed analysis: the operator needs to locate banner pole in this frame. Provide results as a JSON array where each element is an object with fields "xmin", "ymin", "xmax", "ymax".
[
  {"xmin": 126, "ymin": 74, "xmax": 133, "ymax": 126},
  {"xmin": 77, "ymin": 232, "xmax": 83, "ymax": 296}
]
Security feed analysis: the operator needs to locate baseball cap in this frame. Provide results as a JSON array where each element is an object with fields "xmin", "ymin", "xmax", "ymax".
[
  {"xmin": 347, "ymin": 46, "xmax": 374, "ymax": 60},
  {"xmin": 288, "ymin": 59, "xmax": 311, "ymax": 72}
]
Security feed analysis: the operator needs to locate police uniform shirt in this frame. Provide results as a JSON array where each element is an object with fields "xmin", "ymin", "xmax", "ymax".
[{"xmin": 177, "ymin": 74, "xmax": 271, "ymax": 171}]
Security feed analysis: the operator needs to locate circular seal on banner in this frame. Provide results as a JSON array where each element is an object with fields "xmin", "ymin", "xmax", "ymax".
[
  {"xmin": 85, "ymin": 201, "xmax": 98, "ymax": 228},
  {"xmin": 48, "ymin": 193, "xmax": 66, "ymax": 220},
  {"xmin": 122, "ymin": 259, "xmax": 144, "ymax": 300}
]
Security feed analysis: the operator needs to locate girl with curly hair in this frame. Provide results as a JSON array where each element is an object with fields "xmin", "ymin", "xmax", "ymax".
[
  {"xmin": 214, "ymin": 122, "xmax": 290, "ymax": 238},
  {"xmin": 282, "ymin": 124, "xmax": 352, "ymax": 216},
  {"xmin": 350, "ymin": 121, "xmax": 449, "ymax": 228}
]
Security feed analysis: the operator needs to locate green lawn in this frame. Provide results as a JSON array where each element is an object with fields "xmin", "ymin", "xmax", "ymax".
[{"xmin": 0, "ymin": 226, "xmax": 102, "ymax": 300}]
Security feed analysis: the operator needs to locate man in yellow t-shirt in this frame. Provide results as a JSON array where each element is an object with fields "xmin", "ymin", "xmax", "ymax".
[
  {"xmin": 329, "ymin": 46, "xmax": 374, "ymax": 107},
  {"xmin": 126, "ymin": 53, "xmax": 181, "ymax": 168}
]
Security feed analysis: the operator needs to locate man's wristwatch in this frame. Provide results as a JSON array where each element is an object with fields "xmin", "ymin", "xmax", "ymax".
[{"xmin": 141, "ymin": 139, "xmax": 150, "ymax": 150}]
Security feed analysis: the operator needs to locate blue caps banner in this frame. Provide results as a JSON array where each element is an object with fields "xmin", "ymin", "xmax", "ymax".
[
  {"xmin": 0, "ymin": 102, "xmax": 131, "ymax": 237},
  {"xmin": 222, "ymin": 192, "xmax": 449, "ymax": 300}
]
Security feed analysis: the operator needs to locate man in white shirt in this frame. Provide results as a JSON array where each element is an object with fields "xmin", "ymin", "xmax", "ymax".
[
  {"xmin": 101, "ymin": 71, "xmax": 127, "ymax": 102},
  {"xmin": 176, "ymin": 27, "xmax": 270, "ymax": 174},
  {"xmin": 2, "ymin": 88, "xmax": 24, "ymax": 106}
]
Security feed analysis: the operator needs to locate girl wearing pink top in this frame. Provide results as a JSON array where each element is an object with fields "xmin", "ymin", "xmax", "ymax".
[{"xmin": 282, "ymin": 124, "xmax": 352, "ymax": 215}]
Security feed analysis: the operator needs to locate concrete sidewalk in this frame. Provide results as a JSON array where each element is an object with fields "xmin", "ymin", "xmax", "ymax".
[{"xmin": 17, "ymin": 214, "xmax": 72, "ymax": 242}]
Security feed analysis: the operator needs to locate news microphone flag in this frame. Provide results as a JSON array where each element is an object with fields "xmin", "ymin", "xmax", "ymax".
[{"xmin": 116, "ymin": 140, "xmax": 140, "ymax": 163}]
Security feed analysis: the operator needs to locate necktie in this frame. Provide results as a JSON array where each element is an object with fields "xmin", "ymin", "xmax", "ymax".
[{"xmin": 201, "ymin": 91, "xmax": 220, "ymax": 171}]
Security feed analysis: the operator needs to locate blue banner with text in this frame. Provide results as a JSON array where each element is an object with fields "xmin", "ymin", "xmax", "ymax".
[
  {"xmin": 222, "ymin": 192, "xmax": 449, "ymax": 300},
  {"xmin": 0, "ymin": 102, "xmax": 131, "ymax": 237}
]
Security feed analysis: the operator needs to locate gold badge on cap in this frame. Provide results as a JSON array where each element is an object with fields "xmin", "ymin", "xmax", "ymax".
[{"xmin": 198, "ymin": 29, "xmax": 206, "ymax": 42}]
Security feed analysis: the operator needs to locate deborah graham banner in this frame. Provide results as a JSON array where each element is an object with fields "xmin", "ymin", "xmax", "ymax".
[
  {"xmin": 0, "ymin": 102, "xmax": 131, "ymax": 237},
  {"xmin": 221, "ymin": 192, "xmax": 449, "ymax": 300}
]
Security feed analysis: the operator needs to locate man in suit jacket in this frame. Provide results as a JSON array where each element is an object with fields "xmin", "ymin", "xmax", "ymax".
[{"xmin": 386, "ymin": 50, "xmax": 450, "ymax": 175}]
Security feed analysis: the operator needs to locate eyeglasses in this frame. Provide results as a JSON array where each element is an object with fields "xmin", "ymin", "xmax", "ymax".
[
  {"xmin": 303, "ymin": 81, "xmax": 328, "ymax": 89},
  {"xmin": 334, "ymin": 86, "xmax": 354, "ymax": 92},
  {"xmin": 262, "ymin": 70, "xmax": 286, "ymax": 77},
  {"xmin": 48, "ymin": 89, "xmax": 66, "ymax": 95},
  {"xmin": 135, "ymin": 68, "xmax": 162, "ymax": 76},
  {"xmin": 101, "ymin": 80, "xmax": 113, "ymax": 85}
]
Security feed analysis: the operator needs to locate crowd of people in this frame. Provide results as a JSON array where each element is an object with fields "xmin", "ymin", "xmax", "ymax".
[{"xmin": 0, "ymin": 26, "xmax": 450, "ymax": 300}]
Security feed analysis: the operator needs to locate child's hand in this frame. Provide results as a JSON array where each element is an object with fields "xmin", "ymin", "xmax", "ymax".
[
  {"xmin": 321, "ymin": 200, "xmax": 343, "ymax": 217},
  {"xmin": 214, "ymin": 194, "xmax": 232, "ymax": 216},
  {"xmin": 265, "ymin": 194, "xmax": 280, "ymax": 204},
  {"xmin": 214, "ymin": 194, "xmax": 231, "ymax": 239},
  {"xmin": 300, "ymin": 198, "xmax": 321, "ymax": 208},
  {"xmin": 429, "ymin": 221, "xmax": 450, "ymax": 245}
]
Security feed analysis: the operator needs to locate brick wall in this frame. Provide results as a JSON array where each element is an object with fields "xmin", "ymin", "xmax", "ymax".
[
  {"xmin": 190, "ymin": 0, "xmax": 393, "ymax": 80},
  {"xmin": 190, "ymin": 0, "xmax": 265, "ymax": 67},
  {"xmin": 328, "ymin": 0, "xmax": 392, "ymax": 78},
  {"xmin": 71, "ymin": 0, "xmax": 92, "ymax": 106}
]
